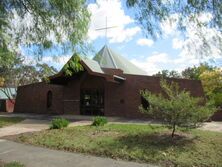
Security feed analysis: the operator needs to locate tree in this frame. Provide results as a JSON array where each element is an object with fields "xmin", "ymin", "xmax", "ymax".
[
  {"xmin": 126, "ymin": 0, "xmax": 222, "ymax": 57},
  {"xmin": 0, "ymin": 0, "xmax": 90, "ymax": 55},
  {"xmin": 0, "ymin": 55, "xmax": 57, "ymax": 103},
  {"xmin": 181, "ymin": 63, "xmax": 215, "ymax": 80},
  {"xmin": 62, "ymin": 54, "xmax": 84, "ymax": 76},
  {"xmin": 199, "ymin": 69, "xmax": 222, "ymax": 108},
  {"xmin": 140, "ymin": 79, "xmax": 215, "ymax": 138},
  {"xmin": 153, "ymin": 70, "xmax": 181, "ymax": 78}
]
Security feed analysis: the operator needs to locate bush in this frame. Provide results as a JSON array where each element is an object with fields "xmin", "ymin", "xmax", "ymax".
[
  {"xmin": 50, "ymin": 118, "xmax": 70, "ymax": 129},
  {"xmin": 140, "ymin": 79, "xmax": 216, "ymax": 138},
  {"xmin": 92, "ymin": 116, "xmax": 108, "ymax": 126}
]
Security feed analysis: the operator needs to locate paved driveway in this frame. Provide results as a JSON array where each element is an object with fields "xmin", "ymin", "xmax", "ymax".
[{"xmin": 0, "ymin": 139, "xmax": 155, "ymax": 167}]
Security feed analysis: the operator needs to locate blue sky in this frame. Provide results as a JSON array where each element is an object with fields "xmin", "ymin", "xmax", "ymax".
[{"xmin": 23, "ymin": 0, "xmax": 222, "ymax": 75}]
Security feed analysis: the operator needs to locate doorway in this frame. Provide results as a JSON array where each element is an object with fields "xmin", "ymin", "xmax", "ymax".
[{"xmin": 80, "ymin": 89, "xmax": 104, "ymax": 116}]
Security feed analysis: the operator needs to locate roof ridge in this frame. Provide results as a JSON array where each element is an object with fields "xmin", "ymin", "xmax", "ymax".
[{"xmin": 106, "ymin": 46, "xmax": 118, "ymax": 68}]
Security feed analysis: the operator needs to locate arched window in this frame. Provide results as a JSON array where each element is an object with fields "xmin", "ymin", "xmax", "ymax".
[
  {"xmin": 141, "ymin": 96, "xmax": 150, "ymax": 109},
  {"xmin": 47, "ymin": 91, "xmax": 52, "ymax": 108}
]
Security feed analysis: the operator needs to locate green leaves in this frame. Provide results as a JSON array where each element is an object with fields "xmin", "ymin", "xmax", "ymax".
[
  {"xmin": 1, "ymin": 0, "xmax": 90, "ymax": 55},
  {"xmin": 140, "ymin": 79, "xmax": 216, "ymax": 137},
  {"xmin": 126, "ymin": 0, "xmax": 222, "ymax": 57},
  {"xmin": 62, "ymin": 53, "xmax": 84, "ymax": 76}
]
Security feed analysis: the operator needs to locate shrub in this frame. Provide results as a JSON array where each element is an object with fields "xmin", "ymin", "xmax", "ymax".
[
  {"xmin": 50, "ymin": 118, "xmax": 70, "ymax": 129},
  {"xmin": 92, "ymin": 116, "xmax": 108, "ymax": 126},
  {"xmin": 140, "ymin": 79, "xmax": 216, "ymax": 138}
]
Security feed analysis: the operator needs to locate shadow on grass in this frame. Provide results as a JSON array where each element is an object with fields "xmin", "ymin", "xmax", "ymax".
[{"xmin": 112, "ymin": 131, "xmax": 198, "ymax": 152}]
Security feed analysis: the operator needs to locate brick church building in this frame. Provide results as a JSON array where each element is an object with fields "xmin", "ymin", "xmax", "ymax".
[{"xmin": 14, "ymin": 45, "xmax": 204, "ymax": 118}]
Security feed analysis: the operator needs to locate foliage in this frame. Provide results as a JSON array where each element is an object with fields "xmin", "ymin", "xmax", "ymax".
[
  {"xmin": 126, "ymin": 0, "xmax": 222, "ymax": 57},
  {"xmin": 16, "ymin": 124, "xmax": 222, "ymax": 167},
  {"xmin": 62, "ymin": 54, "xmax": 84, "ymax": 76},
  {"xmin": 0, "ymin": 54, "xmax": 57, "ymax": 102},
  {"xmin": 153, "ymin": 70, "xmax": 181, "ymax": 78},
  {"xmin": 199, "ymin": 69, "xmax": 222, "ymax": 96},
  {"xmin": 50, "ymin": 118, "xmax": 70, "ymax": 129},
  {"xmin": 91, "ymin": 116, "xmax": 108, "ymax": 126},
  {"xmin": 181, "ymin": 63, "xmax": 214, "ymax": 80},
  {"xmin": 0, "ymin": 117, "xmax": 24, "ymax": 128},
  {"xmin": 0, "ymin": 56, "xmax": 57, "ymax": 83},
  {"xmin": 4, "ymin": 161, "xmax": 25, "ymax": 167},
  {"xmin": 199, "ymin": 69, "xmax": 222, "ymax": 107},
  {"xmin": 140, "ymin": 79, "xmax": 215, "ymax": 138},
  {"xmin": 211, "ymin": 92, "xmax": 222, "ymax": 108},
  {"xmin": 0, "ymin": 0, "xmax": 90, "ymax": 54}
]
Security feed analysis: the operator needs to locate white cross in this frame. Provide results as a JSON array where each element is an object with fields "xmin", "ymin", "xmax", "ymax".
[{"xmin": 95, "ymin": 16, "xmax": 117, "ymax": 44}]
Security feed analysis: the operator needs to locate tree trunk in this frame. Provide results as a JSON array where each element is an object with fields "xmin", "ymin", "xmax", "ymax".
[{"xmin": 172, "ymin": 123, "xmax": 176, "ymax": 138}]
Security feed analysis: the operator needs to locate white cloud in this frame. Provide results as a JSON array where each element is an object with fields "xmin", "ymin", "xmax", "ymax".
[
  {"xmin": 41, "ymin": 55, "xmax": 70, "ymax": 69},
  {"xmin": 162, "ymin": 12, "xmax": 222, "ymax": 61},
  {"xmin": 130, "ymin": 51, "xmax": 202, "ymax": 75},
  {"xmin": 87, "ymin": 0, "xmax": 141, "ymax": 43},
  {"xmin": 136, "ymin": 38, "xmax": 154, "ymax": 47},
  {"xmin": 160, "ymin": 13, "xmax": 180, "ymax": 37},
  {"xmin": 172, "ymin": 38, "xmax": 183, "ymax": 49},
  {"xmin": 23, "ymin": 55, "xmax": 71, "ymax": 70}
]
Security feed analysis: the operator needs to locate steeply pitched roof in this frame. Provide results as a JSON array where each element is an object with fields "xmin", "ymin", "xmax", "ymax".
[
  {"xmin": 93, "ymin": 45, "xmax": 146, "ymax": 75},
  {"xmin": 50, "ymin": 45, "xmax": 147, "ymax": 84}
]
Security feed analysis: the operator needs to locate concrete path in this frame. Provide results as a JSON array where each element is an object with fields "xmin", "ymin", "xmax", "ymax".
[
  {"xmin": 0, "ymin": 139, "xmax": 155, "ymax": 167},
  {"xmin": 0, "ymin": 118, "xmax": 92, "ymax": 138},
  {"xmin": 0, "ymin": 119, "xmax": 49, "ymax": 138},
  {"xmin": 0, "ymin": 113, "xmax": 221, "ymax": 134},
  {"xmin": 198, "ymin": 121, "xmax": 222, "ymax": 132}
]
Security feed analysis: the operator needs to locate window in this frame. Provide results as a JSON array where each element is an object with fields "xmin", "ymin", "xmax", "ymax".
[
  {"xmin": 141, "ymin": 96, "xmax": 149, "ymax": 109},
  {"xmin": 47, "ymin": 91, "xmax": 52, "ymax": 108}
]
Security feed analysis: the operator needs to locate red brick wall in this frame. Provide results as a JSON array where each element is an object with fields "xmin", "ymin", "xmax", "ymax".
[
  {"xmin": 14, "ymin": 72, "xmax": 206, "ymax": 119},
  {"xmin": 14, "ymin": 82, "xmax": 64, "ymax": 114},
  {"xmin": 109, "ymin": 74, "xmax": 205, "ymax": 118}
]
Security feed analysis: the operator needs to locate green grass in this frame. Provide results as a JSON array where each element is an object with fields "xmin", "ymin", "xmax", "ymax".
[
  {"xmin": 0, "ymin": 161, "xmax": 24, "ymax": 167},
  {"xmin": 15, "ymin": 124, "xmax": 222, "ymax": 167},
  {"xmin": 0, "ymin": 117, "xmax": 24, "ymax": 128},
  {"xmin": 4, "ymin": 162, "xmax": 24, "ymax": 167}
]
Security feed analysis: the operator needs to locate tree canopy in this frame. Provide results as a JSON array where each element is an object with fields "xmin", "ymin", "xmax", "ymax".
[
  {"xmin": 140, "ymin": 79, "xmax": 215, "ymax": 138},
  {"xmin": 126, "ymin": 0, "xmax": 222, "ymax": 57},
  {"xmin": 154, "ymin": 64, "xmax": 222, "ymax": 108},
  {"xmin": 0, "ymin": 0, "xmax": 90, "ymax": 55}
]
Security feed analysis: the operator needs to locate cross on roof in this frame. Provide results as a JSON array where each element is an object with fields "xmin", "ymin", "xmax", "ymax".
[{"xmin": 95, "ymin": 16, "xmax": 117, "ymax": 44}]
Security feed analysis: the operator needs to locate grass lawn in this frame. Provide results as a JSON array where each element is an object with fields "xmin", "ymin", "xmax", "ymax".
[
  {"xmin": 0, "ymin": 117, "xmax": 24, "ymax": 128},
  {"xmin": 15, "ymin": 124, "xmax": 222, "ymax": 167},
  {"xmin": 0, "ymin": 161, "xmax": 24, "ymax": 167}
]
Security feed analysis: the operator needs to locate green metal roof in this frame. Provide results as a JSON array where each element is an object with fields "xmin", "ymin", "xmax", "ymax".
[
  {"xmin": 93, "ymin": 45, "xmax": 146, "ymax": 75},
  {"xmin": 0, "ymin": 88, "xmax": 16, "ymax": 99},
  {"xmin": 81, "ymin": 57, "xmax": 104, "ymax": 74}
]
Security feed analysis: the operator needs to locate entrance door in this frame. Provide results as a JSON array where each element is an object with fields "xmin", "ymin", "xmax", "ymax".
[{"xmin": 80, "ymin": 89, "xmax": 104, "ymax": 115}]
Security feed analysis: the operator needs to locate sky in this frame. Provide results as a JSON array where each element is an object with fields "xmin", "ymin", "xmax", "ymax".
[{"xmin": 22, "ymin": 0, "xmax": 222, "ymax": 75}]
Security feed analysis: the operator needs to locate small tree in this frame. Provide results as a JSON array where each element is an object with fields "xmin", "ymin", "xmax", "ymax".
[{"xmin": 140, "ymin": 79, "xmax": 216, "ymax": 138}]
